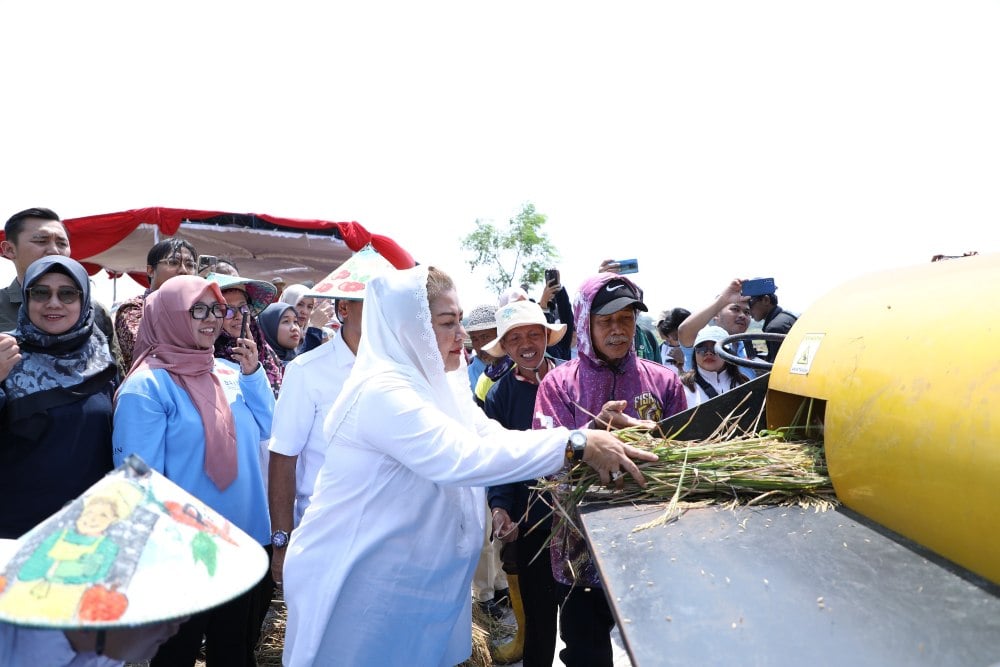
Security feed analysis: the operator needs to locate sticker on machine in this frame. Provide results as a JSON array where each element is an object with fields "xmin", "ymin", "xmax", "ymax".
[{"xmin": 789, "ymin": 333, "xmax": 824, "ymax": 375}]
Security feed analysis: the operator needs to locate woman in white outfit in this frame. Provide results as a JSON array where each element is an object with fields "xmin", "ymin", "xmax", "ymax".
[
  {"xmin": 679, "ymin": 325, "xmax": 751, "ymax": 407},
  {"xmin": 280, "ymin": 265, "xmax": 656, "ymax": 667}
]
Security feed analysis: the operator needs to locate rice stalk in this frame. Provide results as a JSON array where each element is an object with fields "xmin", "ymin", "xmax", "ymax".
[{"xmin": 540, "ymin": 426, "xmax": 836, "ymax": 536}]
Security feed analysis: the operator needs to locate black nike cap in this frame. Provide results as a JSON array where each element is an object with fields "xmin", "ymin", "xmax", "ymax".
[{"xmin": 591, "ymin": 278, "xmax": 648, "ymax": 316}]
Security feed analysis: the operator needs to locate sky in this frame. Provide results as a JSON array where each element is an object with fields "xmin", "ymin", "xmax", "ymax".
[{"xmin": 2, "ymin": 1, "xmax": 998, "ymax": 321}]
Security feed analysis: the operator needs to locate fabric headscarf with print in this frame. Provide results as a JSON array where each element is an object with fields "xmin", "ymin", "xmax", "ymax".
[
  {"xmin": 3, "ymin": 256, "xmax": 117, "ymax": 439},
  {"xmin": 258, "ymin": 303, "xmax": 299, "ymax": 364},
  {"xmin": 126, "ymin": 275, "xmax": 238, "ymax": 491}
]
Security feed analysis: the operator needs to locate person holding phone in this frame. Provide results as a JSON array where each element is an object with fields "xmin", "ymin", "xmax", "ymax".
[
  {"xmin": 676, "ymin": 278, "xmax": 757, "ymax": 376},
  {"xmin": 114, "ymin": 239, "xmax": 199, "ymax": 371},
  {"xmin": 205, "ymin": 274, "xmax": 283, "ymax": 396},
  {"xmin": 539, "ymin": 268, "xmax": 574, "ymax": 361}
]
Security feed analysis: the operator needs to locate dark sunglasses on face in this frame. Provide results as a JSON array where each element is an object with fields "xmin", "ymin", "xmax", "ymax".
[
  {"xmin": 695, "ymin": 343, "xmax": 718, "ymax": 356},
  {"xmin": 223, "ymin": 305, "xmax": 251, "ymax": 320},
  {"xmin": 27, "ymin": 286, "xmax": 83, "ymax": 304},
  {"xmin": 189, "ymin": 303, "xmax": 230, "ymax": 320}
]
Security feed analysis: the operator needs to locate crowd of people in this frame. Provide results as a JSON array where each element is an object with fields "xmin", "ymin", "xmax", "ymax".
[{"xmin": 0, "ymin": 207, "xmax": 798, "ymax": 666}]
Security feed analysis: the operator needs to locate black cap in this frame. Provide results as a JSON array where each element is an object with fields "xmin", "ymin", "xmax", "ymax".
[{"xmin": 592, "ymin": 278, "xmax": 648, "ymax": 316}]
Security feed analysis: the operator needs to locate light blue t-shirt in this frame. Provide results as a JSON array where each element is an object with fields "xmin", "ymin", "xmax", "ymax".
[
  {"xmin": 467, "ymin": 355, "xmax": 486, "ymax": 393},
  {"xmin": 113, "ymin": 359, "xmax": 275, "ymax": 544}
]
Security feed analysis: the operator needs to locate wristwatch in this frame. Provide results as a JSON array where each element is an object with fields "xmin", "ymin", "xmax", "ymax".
[
  {"xmin": 565, "ymin": 430, "xmax": 587, "ymax": 463},
  {"xmin": 271, "ymin": 529, "xmax": 290, "ymax": 549}
]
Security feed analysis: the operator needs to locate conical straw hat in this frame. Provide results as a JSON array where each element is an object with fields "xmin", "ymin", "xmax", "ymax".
[
  {"xmin": 307, "ymin": 244, "xmax": 395, "ymax": 301},
  {"xmin": 0, "ymin": 455, "xmax": 268, "ymax": 629}
]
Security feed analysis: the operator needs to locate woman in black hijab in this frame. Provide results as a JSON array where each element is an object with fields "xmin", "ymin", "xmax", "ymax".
[
  {"xmin": 0, "ymin": 256, "xmax": 117, "ymax": 538},
  {"xmin": 257, "ymin": 302, "xmax": 302, "ymax": 367}
]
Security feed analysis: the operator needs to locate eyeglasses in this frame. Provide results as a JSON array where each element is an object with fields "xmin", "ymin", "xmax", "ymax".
[
  {"xmin": 694, "ymin": 344, "xmax": 718, "ymax": 356},
  {"xmin": 157, "ymin": 257, "xmax": 198, "ymax": 272},
  {"xmin": 189, "ymin": 303, "xmax": 229, "ymax": 320},
  {"xmin": 223, "ymin": 305, "xmax": 251, "ymax": 320},
  {"xmin": 27, "ymin": 286, "xmax": 83, "ymax": 304}
]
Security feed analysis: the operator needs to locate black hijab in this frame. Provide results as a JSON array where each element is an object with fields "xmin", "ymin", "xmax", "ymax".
[
  {"xmin": 2, "ymin": 256, "xmax": 117, "ymax": 439},
  {"xmin": 258, "ymin": 303, "xmax": 299, "ymax": 363}
]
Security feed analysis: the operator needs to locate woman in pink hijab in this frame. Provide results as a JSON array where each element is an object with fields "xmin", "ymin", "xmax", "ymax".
[{"xmin": 112, "ymin": 275, "xmax": 275, "ymax": 667}]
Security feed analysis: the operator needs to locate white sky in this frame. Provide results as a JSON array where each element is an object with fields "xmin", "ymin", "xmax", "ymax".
[{"xmin": 2, "ymin": 1, "xmax": 998, "ymax": 319}]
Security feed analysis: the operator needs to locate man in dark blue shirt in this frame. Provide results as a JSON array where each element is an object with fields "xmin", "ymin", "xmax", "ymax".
[{"xmin": 483, "ymin": 300, "xmax": 567, "ymax": 667}]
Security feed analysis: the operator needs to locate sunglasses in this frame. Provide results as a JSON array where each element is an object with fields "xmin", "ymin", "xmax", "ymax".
[
  {"xmin": 27, "ymin": 286, "xmax": 83, "ymax": 304},
  {"xmin": 694, "ymin": 344, "xmax": 719, "ymax": 356},
  {"xmin": 223, "ymin": 304, "xmax": 251, "ymax": 320},
  {"xmin": 189, "ymin": 303, "xmax": 230, "ymax": 320}
]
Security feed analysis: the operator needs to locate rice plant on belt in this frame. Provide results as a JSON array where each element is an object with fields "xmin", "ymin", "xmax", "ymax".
[{"xmin": 542, "ymin": 425, "xmax": 837, "ymax": 533}]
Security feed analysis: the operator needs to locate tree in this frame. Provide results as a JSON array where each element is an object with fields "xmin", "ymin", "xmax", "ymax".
[{"xmin": 461, "ymin": 202, "xmax": 558, "ymax": 298}]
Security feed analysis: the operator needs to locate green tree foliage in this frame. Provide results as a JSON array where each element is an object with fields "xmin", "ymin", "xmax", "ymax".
[{"xmin": 461, "ymin": 202, "xmax": 558, "ymax": 297}]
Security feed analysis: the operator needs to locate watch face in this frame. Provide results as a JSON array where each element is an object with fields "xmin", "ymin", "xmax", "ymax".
[
  {"xmin": 569, "ymin": 431, "xmax": 587, "ymax": 448},
  {"xmin": 271, "ymin": 531, "xmax": 289, "ymax": 548}
]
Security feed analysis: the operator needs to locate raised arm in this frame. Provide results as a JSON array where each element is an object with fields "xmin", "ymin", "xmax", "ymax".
[{"xmin": 677, "ymin": 278, "xmax": 744, "ymax": 347}]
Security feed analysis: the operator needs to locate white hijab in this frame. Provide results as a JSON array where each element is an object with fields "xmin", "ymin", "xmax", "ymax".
[
  {"xmin": 278, "ymin": 283, "xmax": 310, "ymax": 306},
  {"xmin": 324, "ymin": 264, "xmax": 479, "ymax": 444}
]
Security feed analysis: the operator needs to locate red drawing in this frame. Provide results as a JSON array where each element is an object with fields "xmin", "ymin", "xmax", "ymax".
[
  {"xmin": 78, "ymin": 584, "xmax": 129, "ymax": 622},
  {"xmin": 163, "ymin": 501, "xmax": 237, "ymax": 545}
]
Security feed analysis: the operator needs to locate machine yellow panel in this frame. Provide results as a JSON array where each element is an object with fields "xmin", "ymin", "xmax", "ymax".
[{"xmin": 766, "ymin": 252, "xmax": 1000, "ymax": 584}]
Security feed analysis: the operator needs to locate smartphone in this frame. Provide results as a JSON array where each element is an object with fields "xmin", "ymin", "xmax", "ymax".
[
  {"xmin": 240, "ymin": 307, "xmax": 249, "ymax": 341},
  {"xmin": 741, "ymin": 277, "xmax": 776, "ymax": 297},
  {"xmin": 197, "ymin": 254, "xmax": 218, "ymax": 274},
  {"xmin": 544, "ymin": 268, "xmax": 560, "ymax": 287},
  {"xmin": 615, "ymin": 258, "xmax": 639, "ymax": 274}
]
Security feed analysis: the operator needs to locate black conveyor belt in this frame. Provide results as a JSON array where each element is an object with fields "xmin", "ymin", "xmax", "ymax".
[{"xmin": 580, "ymin": 502, "xmax": 1000, "ymax": 667}]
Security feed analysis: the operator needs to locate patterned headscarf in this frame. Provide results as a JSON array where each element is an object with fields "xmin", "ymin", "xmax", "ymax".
[{"xmin": 4, "ymin": 256, "xmax": 116, "ymax": 402}]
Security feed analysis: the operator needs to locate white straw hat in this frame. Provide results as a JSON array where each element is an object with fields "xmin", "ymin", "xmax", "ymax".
[
  {"xmin": 307, "ymin": 245, "xmax": 395, "ymax": 301},
  {"xmin": 483, "ymin": 300, "xmax": 566, "ymax": 358}
]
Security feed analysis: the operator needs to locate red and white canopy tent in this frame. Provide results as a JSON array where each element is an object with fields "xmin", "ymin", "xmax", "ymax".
[{"xmin": 21, "ymin": 207, "xmax": 416, "ymax": 292}]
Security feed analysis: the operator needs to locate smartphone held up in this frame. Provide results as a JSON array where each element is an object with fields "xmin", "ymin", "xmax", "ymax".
[
  {"xmin": 740, "ymin": 277, "xmax": 776, "ymax": 297},
  {"xmin": 613, "ymin": 259, "xmax": 639, "ymax": 275},
  {"xmin": 240, "ymin": 308, "xmax": 250, "ymax": 341}
]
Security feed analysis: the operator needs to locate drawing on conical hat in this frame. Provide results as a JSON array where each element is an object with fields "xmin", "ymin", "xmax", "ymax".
[
  {"xmin": 0, "ymin": 455, "xmax": 268, "ymax": 629},
  {"xmin": 307, "ymin": 244, "xmax": 395, "ymax": 301}
]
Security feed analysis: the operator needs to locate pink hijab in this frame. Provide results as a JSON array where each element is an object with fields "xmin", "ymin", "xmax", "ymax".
[{"xmin": 127, "ymin": 275, "xmax": 238, "ymax": 490}]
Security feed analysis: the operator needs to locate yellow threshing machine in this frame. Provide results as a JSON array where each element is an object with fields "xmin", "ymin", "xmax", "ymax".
[{"xmin": 580, "ymin": 253, "xmax": 1000, "ymax": 666}]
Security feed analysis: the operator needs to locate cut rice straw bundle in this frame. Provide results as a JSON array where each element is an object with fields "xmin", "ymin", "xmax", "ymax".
[{"xmin": 541, "ymin": 423, "xmax": 836, "ymax": 534}]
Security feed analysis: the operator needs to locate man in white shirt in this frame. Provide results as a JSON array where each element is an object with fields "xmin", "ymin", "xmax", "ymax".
[{"xmin": 267, "ymin": 296, "xmax": 362, "ymax": 585}]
